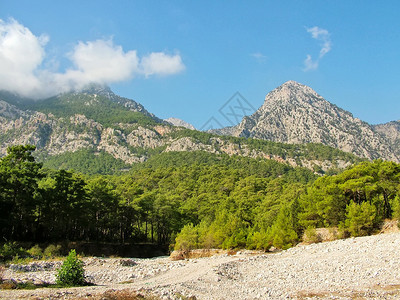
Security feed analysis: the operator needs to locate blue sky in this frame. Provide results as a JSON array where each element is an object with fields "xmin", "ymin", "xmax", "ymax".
[{"xmin": 1, "ymin": 1, "xmax": 399, "ymax": 128}]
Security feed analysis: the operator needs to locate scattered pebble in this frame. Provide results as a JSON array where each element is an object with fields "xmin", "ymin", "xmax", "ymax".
[{"xmin": 2, "ymin": 232, "xmax": 400, "ymax": 299}]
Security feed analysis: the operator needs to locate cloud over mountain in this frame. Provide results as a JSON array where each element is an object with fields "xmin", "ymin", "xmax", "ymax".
[
  {"xmin": 0, "ymin": 18, "xmax": 185, "ymax": 99},
  {"xmin": 304, "ymin": 26, "xmax": 332, "ymax": 71}
]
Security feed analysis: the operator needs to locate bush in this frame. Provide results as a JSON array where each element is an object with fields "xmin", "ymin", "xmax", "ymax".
[
  {"xmin": 0, "ymin": 242, "xmax": 28, "ymax": 261},
  {"xmin": 345, "ymin": 201, "xmax": 377, "ymax": 236},
  {"xmin": 246, "ymin": 230, "xmax": 270, "ymax": 250},
  {"xmin": 302, "ymin": 227, "xmax": 322, "ymax": 244},
  {"xmin": 27, "ymin": 245, "xmax": 43, "ymax": 259},
  {"xmin": 174, "ymin": 224, "xmax": 199, "ymax": 251},
  {"xmin": 267, "ymin": 205, "xmax": 298, "ymax": 250},
  {"xmin": 56, "ymin": 249, "xmax": 86, "ymax": 286},
  {"xmin": 43, "ymin": 244, "xmax": 62, "ymax": 258},
  {"xmin": 391, "ymin": 196, "xmax": 400, "ymax": 221}
]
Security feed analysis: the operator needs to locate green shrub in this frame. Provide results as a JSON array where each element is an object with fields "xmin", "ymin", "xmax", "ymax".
[
  {"xmin": 345, "ymin": 201, "xmax": 377, "ymax": 236},
  {"xmin": 56, "ymin": 249, "xmax": 86, "ymax": 286},
  {"xmin": 302, "ymin": 227, "xmax": 322, "ymax": 244},
  {"xmin": 27, "ymin": 245, "xmax": 43, "ymax": 259},
  {"xmin": 246, "ymin": 230, "xmax": 270, "ymax": 250},
  {"xmin": 43, "ymin": 244, "xmax": 62, "ymax": 258},
  {"xmin": 267, "ymin": 205, "xmax": 298, "ymax": 250},
  {"xmin": 0, "ymin": 242, "xmax": 28, "ymax": 260},
  {"xmin": 174, "ymin": 224, "xmax": 199, "ymax": 251},
  {"xmin": 391, "ymin": 196, "xmax": 400, "ymax": 221}
]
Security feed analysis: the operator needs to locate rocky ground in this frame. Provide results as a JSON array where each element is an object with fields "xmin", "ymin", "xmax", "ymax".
[{"xmin": 2, "ymin": 232, "xmax": 400, "ymax": 299}]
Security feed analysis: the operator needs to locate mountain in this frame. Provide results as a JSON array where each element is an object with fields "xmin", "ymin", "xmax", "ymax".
[
  {"xmin": 215, "ymin": 81, "xmax": 400, "ymax": 162},
  {"xmin": 0, "ymin": 85, "xmax": 360, "ymax": 174},
  {"xmin": 22, "ymin": 85, "xmax": 161, "ymax": 125},
  {"xmin": 373, "ymin": 121, "xmax": 400, "ymax": 152},
  {"xmin": 164, "ymin": 117, "xmax": 196, "ymax": 130}
]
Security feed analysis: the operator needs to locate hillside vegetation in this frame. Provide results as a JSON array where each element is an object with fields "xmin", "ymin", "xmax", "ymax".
[
  {"xmin": 42, "ymin": 149, "xmax": 130, "ymax": 175},
  {"xmin": 24, "ymin": 92, "xmax": 158, "ymax": 127},
  {"xmin": 0, "ymin": 86, "xmax": 363, "ymax": 175},
  {"xmin": 1, "ymin": 145, "xmax": 399, "ymax": 257},
  {"xmin": 38, "ymin": 126, "xmax": 361, "ymax": 175}
]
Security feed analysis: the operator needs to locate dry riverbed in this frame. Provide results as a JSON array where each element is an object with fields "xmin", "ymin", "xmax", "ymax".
[{"xmin": 2, "ymin": 232, "xmax": 400, "ymax": 299}]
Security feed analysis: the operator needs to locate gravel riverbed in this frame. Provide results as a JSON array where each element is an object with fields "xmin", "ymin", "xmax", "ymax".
[{"xmin": 2, "ymin": 232, "xmax": 400, "ymax": 299}]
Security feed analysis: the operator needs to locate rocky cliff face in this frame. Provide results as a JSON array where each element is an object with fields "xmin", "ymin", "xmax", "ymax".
[
  {"xmin": 373, "ymin": 121, "xmax": 400, "ymax": 152},
  {"xmin": 164, "ymin": 117, "xmax": 196, "ymax": 130},
  {"xmin": 0, "ymin": 86, "xmax": 363, "ymax": 173},
  {"xmin": 224, "ymin": 81, "xmax": 399, "ymax": 162}
]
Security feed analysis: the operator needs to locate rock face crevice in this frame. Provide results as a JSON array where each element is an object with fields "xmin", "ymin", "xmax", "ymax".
[{"xmin": 222, "ymin": 81, "xmax": 399, "ymax": 162}]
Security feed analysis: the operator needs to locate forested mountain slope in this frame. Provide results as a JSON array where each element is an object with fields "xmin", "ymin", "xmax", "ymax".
[
  {"xmin": 1, "ymin": 145, "xmax": 399, "ymax": 252},
  {"xmin": 0, "ymin": 85, "xmax": 360, "ymax": 174}
]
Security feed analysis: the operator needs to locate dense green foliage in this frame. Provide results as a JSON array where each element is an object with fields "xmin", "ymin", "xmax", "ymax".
[
  {"xmin": 31, "ymin": 125, "xmax": 361, "ymax": 177},
  {"xmin": 1, "ymin": 145, "xmax": 399, "ymax": 252},
  {"xmin": 2, "ymin": 86, "xmax": 361, "ymax": 178},
  {"xmin": 0, "ymin": 242, "xmax": 29, "ymax": 261},
  {"xmin": 56, "ymin": 249, "xmax": 86, "ymax": 286},
  {"xmin": 0, "ymin": 145, "xmax": 314, "ymax": 246},
  {"xmin": 168, "ymin": 128, "xmax": 361, "ymax": 168},
  {"xmin": 132, "ymin": 151, "xmax": 316, "ymax": 183},
  {"xmin": 25, "ymin": 93, "xmax": 157, "ymax": 127},
  {"xmin": 42, "ymin": 149, "xmax": 130, "ymax": 175},
  {"xmin": 299, "ymin": 160, "xmax": 400, "ymax": 233},
  {"xmin": 0, "ymin": 145, "xmax": 44, "ymax": 240}
]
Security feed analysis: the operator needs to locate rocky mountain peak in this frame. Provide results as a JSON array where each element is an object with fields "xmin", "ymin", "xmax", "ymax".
[
  {"xmin": 78, "ymin": 83, "xmax": 114, "ymax": 98},
  {"xmin": 164, "ymin": 117, "xmax": 196, "ymax": 130},
  {"xmin": 279, "ymin": 80, "xmax": 309, "ymax": 90},
  {"xmin": 261, "ymin": 80, "xmax": 322, "ymax": 109},
  {"xmin": 229, "ymin": 81, "xmax": 400, "ymax": 162}
]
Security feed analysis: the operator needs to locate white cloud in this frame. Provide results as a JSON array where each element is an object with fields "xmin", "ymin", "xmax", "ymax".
[
  {"xmin": 251, "ymin": 52, "xmax": 267, "ymax": 63},
  {"xmin": 51, "ymin": 39, "xmax": 141, "ymax": 93},
  {"xmin": 0, "ymin": 19, "xmax": 49, "ymax": 97},
  {"xmin": 304, "ymin": 54, "xmax": 319, "ymax": 71},
  {"xmin": 303, "ymin": 26, "xmax": 332, "ymax": 71},
  {"xmin": 0, "ymin": 19, "xmax": 185, "ymax": 99},
  {"xmin": 70, "ymin": 40, "xmax": 140, "ymax": 82},
  {"xmin": 141, "ymin": 52, "xmax": 185, "ymax": 77}
]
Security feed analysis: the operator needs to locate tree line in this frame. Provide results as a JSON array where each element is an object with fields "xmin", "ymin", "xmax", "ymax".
[{"xmin": 1, "ymin": 145, "xmax": 399, "ymax": 251}]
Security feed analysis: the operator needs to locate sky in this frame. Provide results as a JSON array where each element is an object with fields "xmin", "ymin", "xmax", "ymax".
[{"xmin": 0, "ymin": 1, "xmax": 399, "ymax": 129}]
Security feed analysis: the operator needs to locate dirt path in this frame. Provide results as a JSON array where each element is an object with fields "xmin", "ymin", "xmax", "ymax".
[
  {"xmin": 129, "ymin": 255, "xmax": 238, "ymax": 288},
  {"xmin": 0, "ymin": 255, "xmax": 241, "ymax": 299}
]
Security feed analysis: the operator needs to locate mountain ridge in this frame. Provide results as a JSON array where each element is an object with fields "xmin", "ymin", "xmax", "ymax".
[
  {"xmin": 164, "ymin": 117, "xmax": 196, "ymax": 130},
  {"xmin": 0, "ymin": 85, "xmax": 361, "ymax": 174},
  {"xmin": 214, "ymin": 81, "xmax": 399, "ymax": 162}
]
